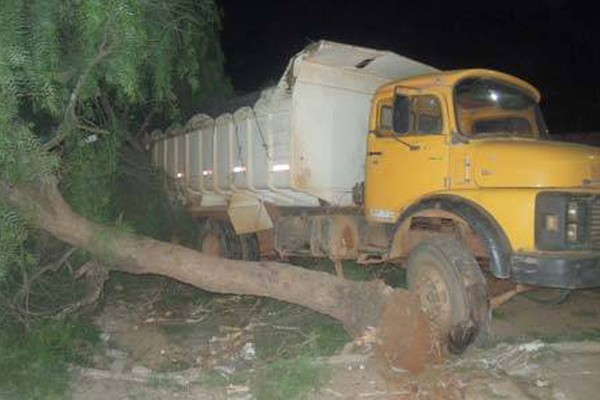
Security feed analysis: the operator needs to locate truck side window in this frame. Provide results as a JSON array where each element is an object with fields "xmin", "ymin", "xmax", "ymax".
[
  {"xmin": 380, "ymin": 105, "xmax": 393, "ymax": 130},
  {"xmin": 392, "ymin": 95, "xmax": 411, "ymax": 134},
  {"xmin": 393, "ymin": 94, "xmax": 443, "ymax": 135},
  {"xmin": 414, "ymin": 95, "xmax": 443, "ymax": 134}
]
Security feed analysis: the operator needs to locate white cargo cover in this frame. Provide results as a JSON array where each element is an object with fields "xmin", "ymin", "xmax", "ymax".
[{"xmin": 152, "ymin": 40, "xmax": 438, "ymax": 210}]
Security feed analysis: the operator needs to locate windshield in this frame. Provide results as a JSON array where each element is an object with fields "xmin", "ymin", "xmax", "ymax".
[{"xmin": 455, "ymin": 78, "xmax": 547, "ymax": 138}]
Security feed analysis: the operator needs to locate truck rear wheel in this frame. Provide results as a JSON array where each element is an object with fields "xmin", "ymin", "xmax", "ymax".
[
  {"xmin": 197, "ymin": 219, "xmax": 243, "ymax": 259},
  {"xmin": 407, "ymin": 237, "xmax": 490, "ymax": 354},
  {"xmin": 197, "ymin": 219, "xmax": 260, "ymax": 261},
  {"xmin": 240, "ymin": 233, "xmax": 260, "ymax": 261}
]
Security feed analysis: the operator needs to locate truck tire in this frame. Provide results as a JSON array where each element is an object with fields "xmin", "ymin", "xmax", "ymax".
[
  {"xmin": 240, "ymin": 233, "xmax": 260, "ymax": 261},
  {"xmin": 407, "ymin": 237, "xmax": 490, "ymax": 354},
  {"xmin": 197, "ymin": 219, "xmax": 243, "ymax": 260}
]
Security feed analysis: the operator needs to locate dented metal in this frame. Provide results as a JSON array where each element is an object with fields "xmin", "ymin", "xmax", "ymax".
[{"xmin": 150, "ymin": 41, "xmax": 437, "ymax": 222}]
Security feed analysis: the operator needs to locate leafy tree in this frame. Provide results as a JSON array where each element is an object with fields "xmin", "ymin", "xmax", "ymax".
[
  {"xmin": 0, "ymin": 0, "xmax": 230, "ymax": 321},
  {"xmin": 0, "ymin": 0, "xmax": 231, "ymax": 395}
]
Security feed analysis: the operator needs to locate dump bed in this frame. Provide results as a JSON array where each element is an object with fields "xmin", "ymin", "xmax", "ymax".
[{"xmin": 151, "ymin": 41, "xmax": 437, "ymax": 208}]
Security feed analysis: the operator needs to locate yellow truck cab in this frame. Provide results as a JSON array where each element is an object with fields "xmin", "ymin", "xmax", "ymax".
[
  {"xmin": 151, "ymin": 41, "xmax": 600, "ymax": 352},
  {"xmin": 367, "ymin": 69, "xmax": 600, "ymax": 290}
]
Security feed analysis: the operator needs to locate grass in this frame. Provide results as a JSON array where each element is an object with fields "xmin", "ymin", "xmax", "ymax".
[
  {"xmin": 108, "ymin": 271, "xmax": 213, "ymax": 308},
  {"xmin": 104, "ymin": 259, "xmax": 387, "ymax": 399},
  {"xmin": 308, "ymin": 318, "xmax": 350, "ymax": 354},
  {"xmin": 341, "ymin": 261, "xmax": 407, "ymax": 288},
  {"xmin": 147, "ymin": 373, "xmax": 182, "ymax": 389},
  {"xmin": 253, "ymin": 300, "xmax": 350, "ymax": 360},
  {"xmin": 248, "ymin": 303, "xmax": 349, "ymax": 399},
  {"xmin": 157, "ymin": 279, "xmax": 214, "ymax": 309},
  {"xmin": 0, "ymin": 318, "xmax": 100, "ymax": 400},
  {"xmin": 289, "ymin": 257, "xmax": 407, "ymax": 288},
  {"xmin": 572, "ymin": 309, "xmax": 598, "ymax": 318},
  {"xmin": 534, "ymin": 328, "xmax": 600, "ymax": 343},
  {"xmin": 492, "ymin": 309, "xmax": 509, "ymax": 320},
  {"xmin": 197, "ymin": 371, "xmax": 230, "ymax": 388},
  {"xmin": 252, "ymin": 356, "xmax": 325, "ymax": 400}
]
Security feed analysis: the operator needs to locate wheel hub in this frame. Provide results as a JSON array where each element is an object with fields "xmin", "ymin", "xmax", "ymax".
[{"xmin": 416, "ymin": 266, "xmax": 452, "ymax": 329}]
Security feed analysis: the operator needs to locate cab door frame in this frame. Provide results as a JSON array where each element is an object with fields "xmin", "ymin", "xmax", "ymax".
[{"xmin": 365, "ymin": 87, "xmax": 451, "ymax": 223}]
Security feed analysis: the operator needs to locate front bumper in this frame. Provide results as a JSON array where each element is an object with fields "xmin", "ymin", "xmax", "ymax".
[{"xmin": 511, "ymin": 252, "xmax": 600, "ymax": 289}]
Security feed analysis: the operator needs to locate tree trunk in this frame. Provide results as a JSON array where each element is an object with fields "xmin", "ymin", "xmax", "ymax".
[{"xmin": 1, "ymin": 180, "xmax": 396, "ymax": 336}]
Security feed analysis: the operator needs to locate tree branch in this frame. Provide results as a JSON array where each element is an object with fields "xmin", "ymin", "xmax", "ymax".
[
  {"xmin": 43, "ymin": 35, "xmax": 112, "ymax": 151},
  {"xmin": 77, "ymin": 123, "xmax": 111, "ymax": 137}
]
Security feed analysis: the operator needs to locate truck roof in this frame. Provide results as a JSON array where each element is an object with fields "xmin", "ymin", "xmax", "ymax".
[{"xmin": 376, "ymin": 69, "xmax": 541, "ymax": 101}]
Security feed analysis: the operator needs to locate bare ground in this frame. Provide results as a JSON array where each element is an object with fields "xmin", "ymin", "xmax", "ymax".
[{"xmin": 70, "ymin": 277, "xmax": 600, "ymax": 400}]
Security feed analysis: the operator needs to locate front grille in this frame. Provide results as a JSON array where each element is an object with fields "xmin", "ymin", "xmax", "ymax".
[{"xmin": 589, "ymin": 197, "xmax": 600, "ymax": 249}]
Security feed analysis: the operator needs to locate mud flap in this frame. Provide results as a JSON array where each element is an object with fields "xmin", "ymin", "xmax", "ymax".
[{"xmin": 227, "ymin": 193, "xmax": 273, "ymax": 234}]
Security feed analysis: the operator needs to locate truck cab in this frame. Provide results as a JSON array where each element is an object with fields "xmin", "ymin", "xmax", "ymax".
[{"xmin": 367, "ymin": 69, "xmax": 600, "ymax": 290}]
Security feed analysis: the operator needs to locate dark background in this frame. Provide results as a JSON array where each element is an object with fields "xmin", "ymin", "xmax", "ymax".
[{"xmin": 219, "ymin": 0, "xmax": 599, "ymax": 134}]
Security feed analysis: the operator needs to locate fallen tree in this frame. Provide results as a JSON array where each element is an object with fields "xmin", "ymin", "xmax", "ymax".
[
  {"xmin": 1, "ymin": 177, "xmax": 442, "ymax": 372},
  {"xmin": 1, "ymin": 180, "xmax": 388, "ymax": 335}
]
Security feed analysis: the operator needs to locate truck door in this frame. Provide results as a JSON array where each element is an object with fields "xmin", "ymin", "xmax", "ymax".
[{"xmin": 365, "ymin": 91, "xmax": 449, "ymax": 223}]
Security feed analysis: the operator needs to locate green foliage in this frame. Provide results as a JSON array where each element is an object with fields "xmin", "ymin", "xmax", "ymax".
[
  {"xmin": 306, "ymin": 319, "xmax": 350, "ymax": 356},
  {"xmin": 1, "ymin": 0, "xmax": 230, "ymax": 124},
  {"xmin": 0, "ymin": 203, "xmax": 35, "ymax": 280},
  {"xmin": 0, "ymin": 2, "xmax": 228, "ymax": 394},
  {"xmin": 0, "ymin": 237, "xmax": 92, "ymax": 330},
  {"xmin": 0, "ymin": 124, "xmax": 59, "ymax": 186},
  {"xmin": 0, "ymin": 0, "xmax": 228, "ymax": 276},
  {"xmin": 0, "ymin": 318, "xmax": 100, "ymax": 399},
  {"xmin": 62, "ymin": 131, "xmax": 122, "ymax": 223},
  {"xmin": 111, "ymin": 145, "xmax": 198, "ymax": 244}
]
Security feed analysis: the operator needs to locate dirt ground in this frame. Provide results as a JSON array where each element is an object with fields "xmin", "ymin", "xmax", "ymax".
[{"xmin": 70, "ymin": 277, "xmax": 600, "ymax": 400}]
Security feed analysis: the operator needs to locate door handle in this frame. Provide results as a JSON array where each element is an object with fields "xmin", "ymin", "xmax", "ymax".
[{"xmin": 368, "ymin": 151, "xmax": 383, "ymax": 156}]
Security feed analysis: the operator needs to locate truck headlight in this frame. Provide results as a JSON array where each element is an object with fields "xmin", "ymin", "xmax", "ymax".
[
  {"xmin": 536, "ymin": 193, "xmax": 588, "ymax": 250},
  {"xmin": 567, "ymin": 201, "xmax": 580, "ymax": 222},
  {"xmin": 566, "ymin": 223, "xmax": 579, "ymax": 243},
  {"xmin": 544, "ymin": 213, "xmax": 559, "ymax": 232}
]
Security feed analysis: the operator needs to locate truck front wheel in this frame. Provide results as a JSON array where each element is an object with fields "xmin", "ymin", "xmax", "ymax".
[{"xmin": 407, "ymin": 237, "xmax": 490, "ymax": 354}]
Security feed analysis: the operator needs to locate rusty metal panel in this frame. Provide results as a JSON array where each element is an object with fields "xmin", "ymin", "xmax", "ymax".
[
  {"xmin": 274, "ymin": 216, "xmax": 312, "ymax": 256},
  {"xmin": 309, "ymin": 216, "xmax": 360, "ymax": 259},
  {"xmin": 289, "ymin": 41, "xmax": 438, "ymax": 206},
  {"xmin": 273, "ymin": 214, "xmax": 360, "ymax": 259}
]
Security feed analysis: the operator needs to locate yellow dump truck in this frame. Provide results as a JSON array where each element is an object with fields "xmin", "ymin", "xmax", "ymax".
[{"xmin": 151, "ymin": 41, "xmax": 600, "ymax": 348}]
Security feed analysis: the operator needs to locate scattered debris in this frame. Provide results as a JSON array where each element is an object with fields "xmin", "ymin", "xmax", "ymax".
[
  {"xmin": 226, "ymin": 384, "xmax": 253, "ymax": 400},
  {"xmin": 74, "ymin": 276, "xmax": 600, "ymax": 399}
]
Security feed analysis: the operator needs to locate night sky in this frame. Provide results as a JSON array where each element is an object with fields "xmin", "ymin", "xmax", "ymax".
[{"xmin": 219, "ymin": 0, "xmax": 599, "ymax": 134}]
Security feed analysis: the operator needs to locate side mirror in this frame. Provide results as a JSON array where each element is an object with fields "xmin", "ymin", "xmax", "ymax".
[{"xmin": 392, "ymin": 95, "xmax": 410, "ymax": 134}]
